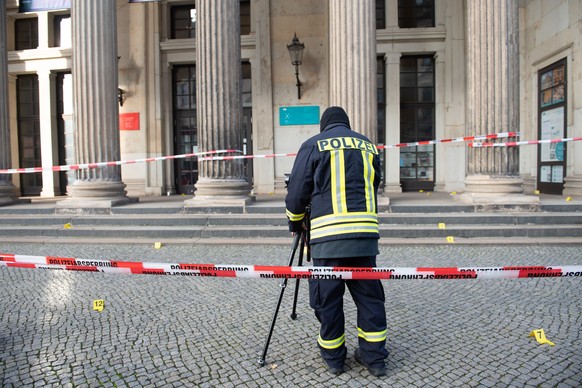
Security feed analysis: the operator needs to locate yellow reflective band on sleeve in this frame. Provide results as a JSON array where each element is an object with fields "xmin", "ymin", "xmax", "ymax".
[
  {"xmin": 362, "ymin": 151, "xmax": 376, "ymax": 213},
  {"xmin": 286, "ymin": 209, "xmax": 305, "ymax": 222},
  {"xmin": 318, "ymin": 333, "xmax": 346, "ymax": 349},
  {"xmin": 357, "ymin": 328, "xmax": 387, "ymax": 343}
]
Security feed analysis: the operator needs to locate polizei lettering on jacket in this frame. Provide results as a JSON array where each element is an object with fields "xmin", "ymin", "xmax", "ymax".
[{"xmin": 317, "ymin": 137, "xmax": 378, "ymax": 154}]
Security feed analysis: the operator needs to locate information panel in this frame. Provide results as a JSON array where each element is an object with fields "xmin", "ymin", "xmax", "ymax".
[{"xmin": 279, "ymin": 106, "xmax": 320, "ymax": 126}]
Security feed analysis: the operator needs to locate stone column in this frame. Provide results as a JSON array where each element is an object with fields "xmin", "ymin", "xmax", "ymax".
[
  {"xmin": 249, "ymin": 0, "xmax": 275, "ymax": 196},
  {"xmin": 59, "ymin": 0, "xmax": 129, "ymax": 208},
  {"xmin": 188, "ymin": 0, "xmax": 249, "ymax": 203},
  {"xmin": 462, "ymin": 0, "xmax": 536, "ymax": 203},
  {"xmin": 0, "ymin": 5, "xmax": 19, "ymax": 206},
  {"xmin": 383, "ymin": 52, "xmax": 402, "ymax": 195},
  {"xmin": 329, "ymin": 0, "xmax": 377, "ymax": 143}
]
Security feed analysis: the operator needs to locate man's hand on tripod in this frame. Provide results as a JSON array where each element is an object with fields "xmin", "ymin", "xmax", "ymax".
[{"xmin": 288, "ymin": 219, "xmax": 304, "ymax": 235}]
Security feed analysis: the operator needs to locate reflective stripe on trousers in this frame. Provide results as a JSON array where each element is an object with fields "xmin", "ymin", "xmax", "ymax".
[
  {"xmin": 317, "ymin": 333, "xmax": 345, "ymax": 349},
  {"xmin": 358, "ymin": 327, "xmax": 387, "ymax": 343}
]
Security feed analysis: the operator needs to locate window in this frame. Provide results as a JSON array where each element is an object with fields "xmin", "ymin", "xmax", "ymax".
[
  {"xmin": 171, "ymin": 2, "xmax": 251, "ymax": 39},
  {"xmin": 54, "ymin": 14, "xmax": 71, "ymax": 48},
  {"xmin": 377, "ymin": 56, "xmax": 385, "ymax": 145},
  {"xmin": 376, "ymin": 0, "xmax": 386, "ymax": 30},
  {"xmin": 241, "ymin": 62, "xmax": 253, "ymax": 184},
  {"xmin": 15, "ymin": 18, "xmax": 39, "ymax": 50},
  {"xmin": 240, "ymin": 0, "xmax": 251, "ymax": 35},
  {"xmin": 171, "ymin": 4, "xmax": 196, "ymax": 39},
  {"xmin": 398, "ymin": 0, "xmax": 434, "ymax": 28},
  {"xmin": 400, "ymin": 56, "xmax": 435, "ymax": 191}
]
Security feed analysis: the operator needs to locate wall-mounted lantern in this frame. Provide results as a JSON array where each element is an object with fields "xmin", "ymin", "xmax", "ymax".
[
  {"xmin": 118, "ymin": 88, "xmax": 126, "ymax": 106},
  {"xmin": 287, "ymin": 33, "xmax": 305, "ymax": 99}
]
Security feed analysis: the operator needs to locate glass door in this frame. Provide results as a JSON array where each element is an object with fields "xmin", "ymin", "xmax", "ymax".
[
  {"xmin": 400, "ymin": 56, "xmax": 435, "ymax": 191},
  {"xmin": 17, "ymin": 75, "xmax": 42, "ymax": 196},
  {"xmin": 172, "ymin": 65, "xmax": 197, "ymax": 195}
]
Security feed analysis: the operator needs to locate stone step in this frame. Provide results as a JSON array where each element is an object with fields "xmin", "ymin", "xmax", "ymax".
[
  {"xmin": 0, "ymin": 212, "xmax": 580, "ymax": 227},
  {"xmin": 1, "ymin": 202, "xmax": 582, "ymax": 216},
  {"xmin": 0, "ymin": 222, "xmax": 581, "ymax": 240}
]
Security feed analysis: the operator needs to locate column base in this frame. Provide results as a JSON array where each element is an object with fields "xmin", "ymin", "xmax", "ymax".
[
  {"xmin": 563, "ymin": 175, "xmax": 582, "ymax": 198},
  {"xmin": 377, "ymin": 195, "xmax": 390, "ymax": 208},
  {"xmin": 0, "ymin": 182, "xmax": 20, "ymax": 206},
  {"xmin": 382, "ymin": 182, "xmax": 402, "ymax": 195},
  {"xmin": 458, "ymin": 175, "xmax": 539, "ymax": 205},
  {"xmin": 522, "ymin": 174, "xmax": 536, "ymax": 195},
  {"xmin": 191, "ymin": 178, "xmax": 250, "ymax": 198},
  {"xmin": 57, "ymin": 181, "xmax": 134, "ymax": 211},
  {"xmin": 185, "ymin": 178, "xmax": 252, "ymax": 209}
]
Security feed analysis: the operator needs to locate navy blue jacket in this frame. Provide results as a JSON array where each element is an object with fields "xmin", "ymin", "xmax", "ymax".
[{"xmin": 285, "ymin": 123, "xmax": 381, "ymax": 244}]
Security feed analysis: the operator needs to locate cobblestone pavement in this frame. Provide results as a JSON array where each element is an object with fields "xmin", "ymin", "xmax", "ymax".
[{"xmin": 0, "ymin": 242, "xmax": 581, "ymax": 387}]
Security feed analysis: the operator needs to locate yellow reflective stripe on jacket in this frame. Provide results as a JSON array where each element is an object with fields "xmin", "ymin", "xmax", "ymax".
[
  {"xmin": 286, "ymin": 209, "xmax": 305, "ymax": 222},
  {"xmin": 330, "ymin": 150, "xmax": 347, "ymax": 214},
  {"xmin": 311, "ymin": 223, "xmax": 379, "ymax": 240},
  {"xmin": 362, "ymin": 151, "xmax": 376, "ymax": 213},
  {"xmin": 357, "ymin": 328, "xmax": 387, "ymax": 342},
  {"xmin": 318, "ymin": 333, "xmax": 345, "ymax": 349},
  {"xmin": 311, "ymin": 212, "xmax": 378, "ymax": 229}
]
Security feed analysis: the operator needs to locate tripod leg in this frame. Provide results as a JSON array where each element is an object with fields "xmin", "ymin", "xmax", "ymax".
[
  {"xmin": 290, "ymin": 235, "xmax": 305, "ymax": 320},
  {"xmin": 258, "ymin": 231, "xmax": 301, "ymax": 366}
]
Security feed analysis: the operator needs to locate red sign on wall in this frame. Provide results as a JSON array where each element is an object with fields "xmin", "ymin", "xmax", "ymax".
[{"xmin": 119, "ymin": 112, "xmax": 140, "ymax": 131}]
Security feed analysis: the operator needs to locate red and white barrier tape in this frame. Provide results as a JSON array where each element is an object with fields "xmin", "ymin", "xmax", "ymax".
[
  {"xmin": 0, "ymin": 149, "xmax": 241, "ymax": 175},
  {"xmin": 198, "ymin": 132, "xmax": 520, "ymax": 161},
  {"xmin": 379, "ymin": 132, "xmax": 519, "ymax": 150},
  {"xmin": 470, "ymin": 137, "xmax": 582, "ymax": 148},
  {"xmin": 0, "ymin": 132, "xmax": 520, "ymax": 173},
  {"xmin": 1, "ymin": 254, "xmax": 580, "ymax": 280},
  {"xmin": 198, "ymin": 152, "xmax": 299, "ymax": 162}
]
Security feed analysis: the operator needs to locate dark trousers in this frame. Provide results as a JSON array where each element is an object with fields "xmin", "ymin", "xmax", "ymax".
[{"xmin": 309, "ymin": 256, "xmax": 388, "ymax": 369}]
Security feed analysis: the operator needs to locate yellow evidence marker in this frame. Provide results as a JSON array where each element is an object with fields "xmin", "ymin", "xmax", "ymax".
[
  {"xmin": 93, "ymin": 300, "xmax": 105, "ymax": 312},
  {"xmin": 529, "ymin": 329, "xmax": 555, "ymax": 346}
]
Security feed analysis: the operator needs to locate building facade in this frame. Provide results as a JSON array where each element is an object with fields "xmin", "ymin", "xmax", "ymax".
[{"xmin": 1, "ymin": 0, "xmax": 581, "ymax": 206}]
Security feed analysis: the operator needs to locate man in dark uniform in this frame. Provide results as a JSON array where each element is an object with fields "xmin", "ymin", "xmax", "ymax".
[{"xmin": 285, "ymin": 106, "xmax": 388, "ymax": 377}]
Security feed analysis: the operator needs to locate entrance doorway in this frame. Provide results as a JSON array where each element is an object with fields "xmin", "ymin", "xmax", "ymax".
[
  {"xmin": 399, "ymin": 55, "xmax": 435, "ymax": 191},
  {"xmin": 172, "ymin": 65, "xmax": 197, "ymax": 195}
]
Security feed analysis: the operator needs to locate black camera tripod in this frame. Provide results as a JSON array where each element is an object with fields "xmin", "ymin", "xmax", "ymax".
[{"xmin": 258, "ymin": 223, "xmax": 310, "ymax": 366}]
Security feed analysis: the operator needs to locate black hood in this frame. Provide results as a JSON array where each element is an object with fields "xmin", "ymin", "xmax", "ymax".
[{"xmin": 320, "ymin": 106, "xmax": 351, "ymax": 132}]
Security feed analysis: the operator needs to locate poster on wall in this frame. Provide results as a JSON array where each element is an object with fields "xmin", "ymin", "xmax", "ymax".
[
  {"xmin": 551, "ymin": 165, "xmax": 564, "ymax": 183},
  {"xmin": 540, "ymin": 166, "xmax": 552, "ymax": 183},
  {"xmin": 540, "ymin": 106, "xmax": 564, "ymax": 162}
]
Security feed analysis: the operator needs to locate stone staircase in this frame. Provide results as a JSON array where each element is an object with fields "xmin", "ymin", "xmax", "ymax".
[{"xmin": 0, "ymin": 195, "xmax": 581, "ymax": 243}]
